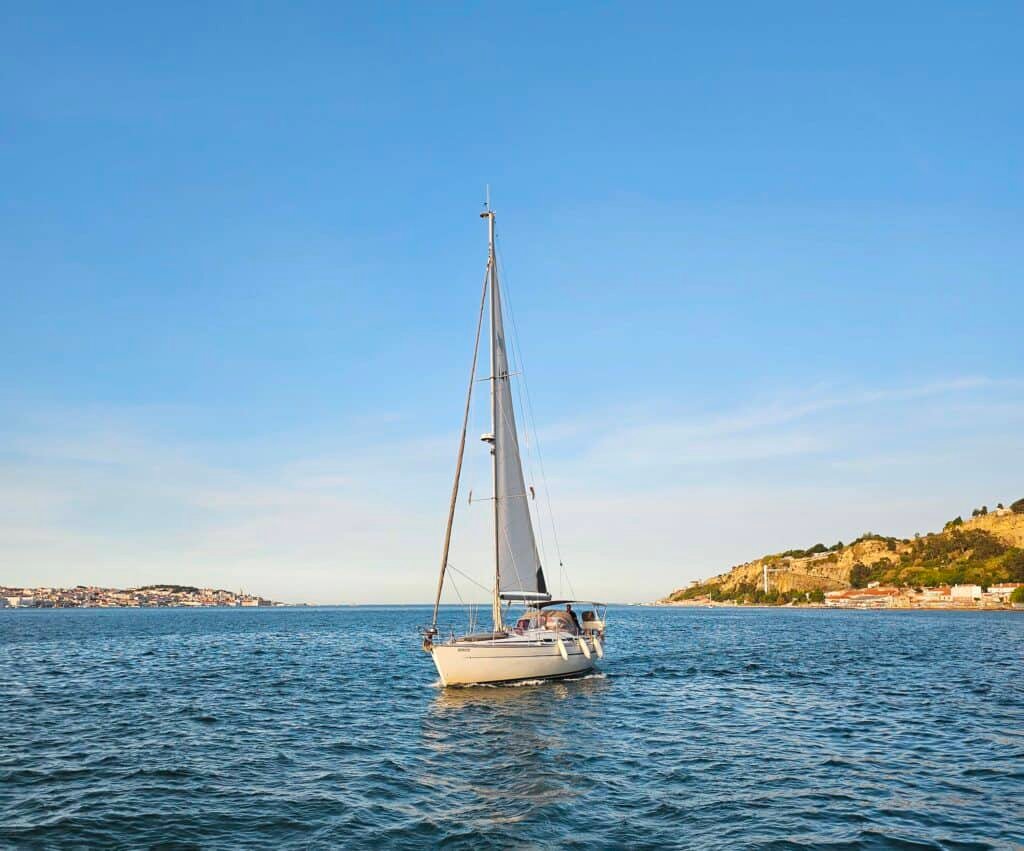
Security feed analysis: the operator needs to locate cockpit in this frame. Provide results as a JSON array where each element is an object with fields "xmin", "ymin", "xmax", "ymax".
[{"xmin": 512, "ymin": 608, "xmax": 596, "ymax": 635}]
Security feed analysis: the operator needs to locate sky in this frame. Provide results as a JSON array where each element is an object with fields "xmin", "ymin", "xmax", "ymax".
[{"xmin": 1, "ymin": 2, "xmax": 1022, "ymax": 603}]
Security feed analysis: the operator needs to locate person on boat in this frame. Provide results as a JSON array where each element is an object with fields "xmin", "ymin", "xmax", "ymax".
[{"xmin": 565, "ymin": 603, "xmax": 581, "ymax": 634}]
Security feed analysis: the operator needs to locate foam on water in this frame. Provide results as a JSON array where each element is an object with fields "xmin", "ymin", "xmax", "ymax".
[{"xmin": 1, "ymin": 606, "xmax": 1021, "ymax": 848}]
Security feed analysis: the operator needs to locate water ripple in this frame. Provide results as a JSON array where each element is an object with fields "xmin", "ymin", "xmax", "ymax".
[{"xmin": 1, "ymin": 606, "xmax": 1022, "ymax": 848}]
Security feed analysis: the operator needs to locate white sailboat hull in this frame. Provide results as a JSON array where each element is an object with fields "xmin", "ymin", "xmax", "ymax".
[{"xmin": 431, "ymin": 638, "xmax": 595, "ymax": 686}]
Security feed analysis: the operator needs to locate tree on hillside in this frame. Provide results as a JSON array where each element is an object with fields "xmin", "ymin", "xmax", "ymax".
[
  {"xmin": 850, "ymin": 562, "xmax": 871, "ymax": 588},
  {"xmin": 1011, "ymin": 498, "xmax": 1024, "ymax": 514},
  {"xmin": 1011, "ymin": 586, "xmax": 1024, "ymax": 605},
  {"xmin": 914, "ymin": 529, "xmax": 1005, "ymax": 563},
  {"xmin": 1003, "ymin": 549, "xmax": 1024, "ymax": 583}
]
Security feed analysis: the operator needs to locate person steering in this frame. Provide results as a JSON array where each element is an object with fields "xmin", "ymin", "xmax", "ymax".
[{"xmin": 565, "ymin": 603, "xmax": 581, "ymax": 634}]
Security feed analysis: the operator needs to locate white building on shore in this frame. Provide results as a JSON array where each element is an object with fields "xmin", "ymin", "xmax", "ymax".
[{"xmin": 951, "ymin": 584, "xmax": 983, "ymax": 601}]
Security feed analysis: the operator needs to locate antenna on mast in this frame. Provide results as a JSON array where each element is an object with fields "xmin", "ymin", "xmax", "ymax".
[{"xmin": 480, "ymin": 185, "xmax": 493, "ymax": 221}]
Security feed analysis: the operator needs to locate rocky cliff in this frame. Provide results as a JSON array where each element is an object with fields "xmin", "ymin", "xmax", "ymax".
[{"xmin": 664, "ymin": 502, "xmax": 1024, "ymax": 602}]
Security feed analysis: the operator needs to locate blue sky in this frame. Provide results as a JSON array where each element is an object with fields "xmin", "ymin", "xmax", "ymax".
[{"xmin": 2, "ymin": 3, "xmax": 1022, "ymax": 602}]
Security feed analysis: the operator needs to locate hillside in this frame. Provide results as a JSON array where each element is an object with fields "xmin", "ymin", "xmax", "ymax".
[{"xmin": 664, "ymin": 499, "xmax": 1024, "ymax": 604}]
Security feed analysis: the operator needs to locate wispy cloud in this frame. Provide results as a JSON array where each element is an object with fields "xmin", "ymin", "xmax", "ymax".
[
  {"xmin": 2, "ymin": 375, "xmax": 1020, "ymax": 602},
  {"xmin": 567, "ymin": 376, "xmax": 1019, "ymax": 472}
]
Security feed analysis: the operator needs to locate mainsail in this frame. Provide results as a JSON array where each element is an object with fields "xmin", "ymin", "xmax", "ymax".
[{"xmin": 490, "ymin": 262, "xmax": 548, "ymax": 600}]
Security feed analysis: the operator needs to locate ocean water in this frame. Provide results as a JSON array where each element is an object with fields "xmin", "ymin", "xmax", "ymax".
[{"xmin": 1, "ymin": 606, "xmax": 1021, "ymax": 849}]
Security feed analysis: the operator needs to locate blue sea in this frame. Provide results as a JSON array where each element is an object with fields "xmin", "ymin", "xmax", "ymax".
[{"xmin": 1, "ymin": 606, "xmax": 1021, "ymax": 849}]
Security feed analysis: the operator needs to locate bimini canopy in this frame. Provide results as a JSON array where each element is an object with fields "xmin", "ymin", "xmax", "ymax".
[{"xmin": 536, "ymin": 599, "xmax": 606, "ymax": 608}]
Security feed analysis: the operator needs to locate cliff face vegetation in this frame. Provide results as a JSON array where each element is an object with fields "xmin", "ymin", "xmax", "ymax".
[{"xmin": 664, "ymin": 499, "xmax": 1024, "ymax": 603}]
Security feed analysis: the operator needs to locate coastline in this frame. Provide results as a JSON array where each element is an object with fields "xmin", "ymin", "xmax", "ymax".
[{"xmin": 648, "ymin": 600, "xmax": 1024, "ymax": 612}]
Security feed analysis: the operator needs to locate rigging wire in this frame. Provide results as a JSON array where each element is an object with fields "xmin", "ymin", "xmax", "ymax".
[
  {"xmin": 446, "ymin": 563, "xmax": 492, "ymax": 595},
  {"xmin": 431, "ymin": 263, "xmax": 490, "ymax": 629},
  {"xmin": 492, "ymin": 246, "xmax": 550, "ymax": 580},
  {"xmin": 443, "ymin": 567, "xmax": 480, "ymax": 636},
  {"xmin": 440, "ymin": 259, "xmax": 530, "ymax": 618},
  {"xmin": 493, "ymin": 246, "xmax": 551, "ymax": 571},
  {"xmin": 494, "ymin": 241, "xmax": 575, "ymax": 600}
]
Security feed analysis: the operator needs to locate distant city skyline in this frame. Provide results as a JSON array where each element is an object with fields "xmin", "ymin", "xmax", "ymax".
[{"xmin": 2, "ymin": 4, "xmax": 1022, "ymax": 603}]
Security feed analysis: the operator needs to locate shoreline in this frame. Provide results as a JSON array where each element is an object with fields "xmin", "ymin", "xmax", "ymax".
[{"xmin": 648, "ymin": 600, "xmax": 1024, "ymax": 612}]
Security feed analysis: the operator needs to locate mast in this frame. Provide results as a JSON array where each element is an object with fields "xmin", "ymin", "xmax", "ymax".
[
  {"xmin": 428, "ymin": 195, "xmax": 549, "ymax": 644},
  {"xmin": 484, "ymin": 204, "xmax": 503, "ymax": 631}
]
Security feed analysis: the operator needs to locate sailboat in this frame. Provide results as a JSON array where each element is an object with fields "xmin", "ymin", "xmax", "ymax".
[{"xmin": 421, "ymin": 203, "xmax": 608, "ymax": 687}]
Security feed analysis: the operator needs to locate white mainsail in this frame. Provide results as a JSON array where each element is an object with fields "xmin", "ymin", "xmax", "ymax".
[{"xmin": 490, "ymin": 259, "xmax": 548, "ymax": 601}]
